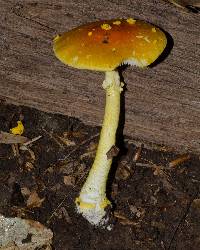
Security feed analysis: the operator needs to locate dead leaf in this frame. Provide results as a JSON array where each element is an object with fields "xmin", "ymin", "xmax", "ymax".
[
  {"xmin": 115, "ymin": 163, "xmax": 131, "ymax": 180},
  {"xmin": 24, "ymin": 162, "xmax": 34, "ymax": 171},
  {"xmin": 129, "ymin": 205, "xmax": 145, "ymax": 218},
  {"xmin": 114, "ymin": 211, "xmax": 139, "ymax": 226},
  {"xmin": 74, "ymin": 163, "xmax": 89, "ymax": 184},
  {"xmin": 63, "ymin": 175, "xmax": 75, "ymax": 186},
  {"xmin": 80, "ymin": 141, "xmax": 97, "ymax": 159},
  {"xmin": 42, "ymin": 129, "xmax": 64, "ymax": 148},
  {"xmin": 150, "ymin": 195, "xmax": 158, "ymax": 205},
  {"xmin": 151, "ymin": 221, "xmax": 166, "ymax": 230},
  {"xmin": 106, "ymin": 145, "xmax": 120, "ymax": 159},
  {"xmin": 50, "ymin": 183, "xmax": 61, "ymax": 192},
  {"xmin": 56, "ymin": 135, "xmax": 75, "ymax": 146},
  {"xmin": 80, "ymin": 150, "xmax": 96, "ymax": 160},
  {"xmin": 55, "ymin": 207, "xmax": 72, "ymax": 224},
  {"xmin": 74, "ymin": 162, "xmax": 87, "ymax": 178},
  {"xmin": 153, "ymin": 165, "xmax": 165, "ymax": 176},
  {"xmin": 59, "ymin": 161, "xmax": 76, "ymax": 175},
  {"xmin": 20, "ymin": 144, "xmax": 39, "ymax": 162},
  {"xmin": 152, "ymin": 165, "xmax": 175, "ymax": 192},
  {"xmin": 0, "ymin": 131, "xmax": 28, "ymax": 144},
  {"xmin": 63, "ymin": 130, "xmax": 86, "ymax": 139},
  {"xmin": 21, "ymin": 187, "xmax": 31, "ymax": 197},
  {"xmin": 192, "ymin": 198, "xmax": 200, "ymax": 209},
  {"xmin": 45, "ymin": 166, "xmax": 54, "ymax": 174},
  {"xmin": 87, "ymin": 141, "xmax": 98, "ymax": 152},
  {"xmin": 26, "ymin": 191, "xmax": 45, "ymax": 208}
]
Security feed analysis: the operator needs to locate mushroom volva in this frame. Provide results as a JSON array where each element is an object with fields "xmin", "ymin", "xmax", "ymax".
[{"xmin": 53, "ymin": 18, "xmax": 167, "ymax": 227}]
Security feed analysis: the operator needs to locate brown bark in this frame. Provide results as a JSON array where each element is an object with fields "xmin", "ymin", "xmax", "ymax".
[{"xmin": 0, "ymin": 0, "xmax": 199, "ymax": 153}]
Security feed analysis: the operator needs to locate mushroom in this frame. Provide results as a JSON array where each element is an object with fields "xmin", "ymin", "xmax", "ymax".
[{"xmin": 53, "ymin": 18, "xmax": 167, "ymax": 227}]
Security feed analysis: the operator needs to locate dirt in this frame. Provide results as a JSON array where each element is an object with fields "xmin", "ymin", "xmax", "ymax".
[{"xmin": 0, "ymin": 102, "xmax": 200, "ymax": 250}]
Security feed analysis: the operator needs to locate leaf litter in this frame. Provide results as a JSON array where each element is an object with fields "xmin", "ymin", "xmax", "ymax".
[{"xmin": 0, "ymin": 104, "xmax": 200, "ymax": 249}]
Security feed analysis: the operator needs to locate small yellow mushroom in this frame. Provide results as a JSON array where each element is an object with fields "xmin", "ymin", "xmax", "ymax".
[{"xmin": 10, "ymin": 121, "xmax": 24, "ymax": 135}]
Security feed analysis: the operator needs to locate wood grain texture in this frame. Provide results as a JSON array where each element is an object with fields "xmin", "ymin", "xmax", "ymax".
[{"xmin": 0, "ymin": 0, "xmax": 199, "ymax": 153}]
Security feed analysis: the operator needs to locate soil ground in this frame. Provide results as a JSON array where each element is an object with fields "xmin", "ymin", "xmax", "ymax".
[{"xmin": 0, "ymin": 103, "xmax": 200, "ymax": 250}]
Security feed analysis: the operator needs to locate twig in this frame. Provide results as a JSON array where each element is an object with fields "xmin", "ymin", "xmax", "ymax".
[
  {"xmin": 22, "ymin": 135, "xmax": 42, "ymax": 147},
  {"xmin": 42, "ymin": 128, "xmax": 64, "ymax": 148},
  {"xmin": 46, "ymin": 171, "xmax": 88, "ymax": 224},
  {"xmin": 133, "ymin": 144, "xmax": 143, "ymax": 162},
  {"xmin": 168, "ymin": 154, "xmax": 190, "ymax": 168},
  {"xmin": 167, "ymin": 188, "xmax": 199, "ymax": 250},
  {"xmin": 46, "ymin": 196, "xmax": 69, "ymax": 224},
  {"xmin": 59, "ymin": 132, "xmax": 99, "ymax": 161}
]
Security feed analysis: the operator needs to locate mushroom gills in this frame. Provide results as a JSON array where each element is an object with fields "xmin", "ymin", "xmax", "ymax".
[{"xmin": 120, "ymin": 58, "xmax": 148, "ymax": 67}]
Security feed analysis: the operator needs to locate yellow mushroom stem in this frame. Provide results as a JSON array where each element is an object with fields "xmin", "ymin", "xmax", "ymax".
[{"xmin": 76, "ymin": 70, "xmax": 123, "ymax": 226}]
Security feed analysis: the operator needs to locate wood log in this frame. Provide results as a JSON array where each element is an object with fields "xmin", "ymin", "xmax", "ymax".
[{"xmin": 0, "ymin": 0, "xmax": 199, "ymax": 154}]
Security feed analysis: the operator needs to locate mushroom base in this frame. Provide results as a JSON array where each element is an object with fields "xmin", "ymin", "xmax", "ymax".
[{"xmin": 75, "ymin": 196, "xmax": 111, "ymax": 227}]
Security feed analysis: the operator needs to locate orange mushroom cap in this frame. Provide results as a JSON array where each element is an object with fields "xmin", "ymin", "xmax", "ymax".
[{"xmin": 53, "ymin": 18, "xmax": 167, "ymax": 71}]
